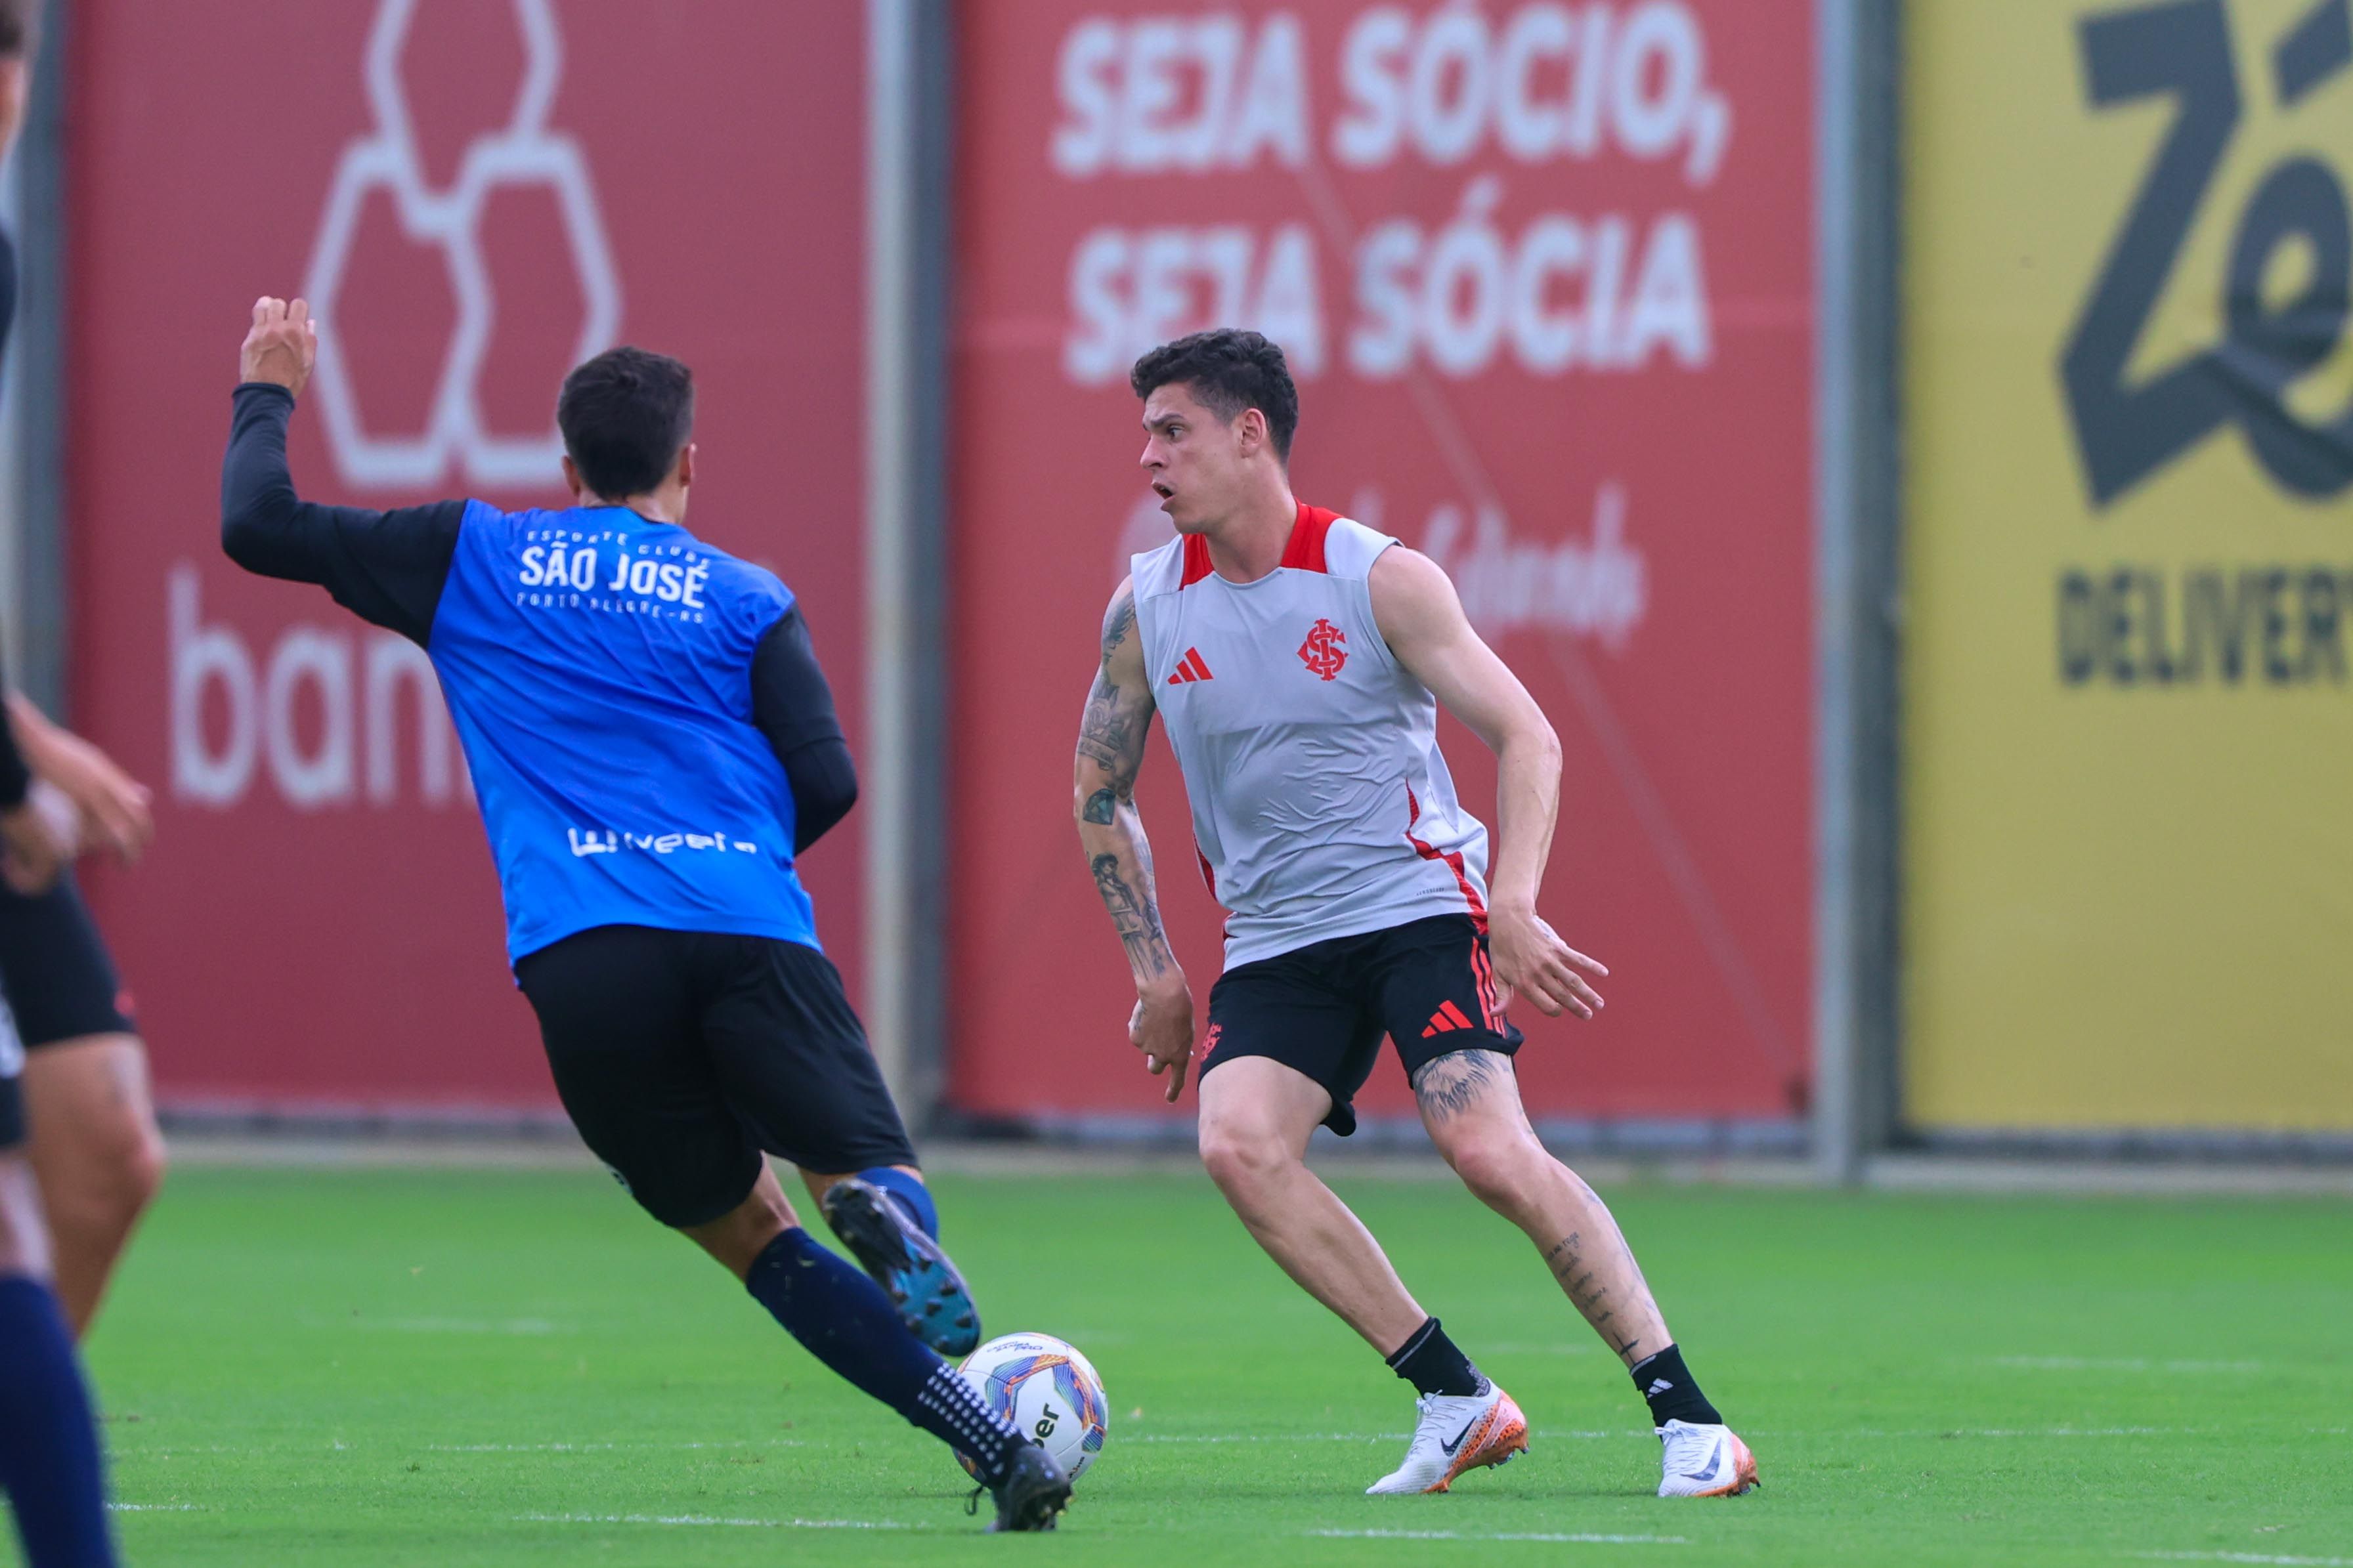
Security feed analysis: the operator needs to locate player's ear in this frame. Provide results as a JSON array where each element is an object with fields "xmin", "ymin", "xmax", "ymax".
[
  {"xmin": 561, "ymin": 454, "xmax": 586, "ymax": 502},
  {"xmin": 1237, "ymin": 407, "xmax": 1267, "ymax": 457},
  {"xmin": 675, "ymin": 442, "xmax": 696, "ymax": 491}
]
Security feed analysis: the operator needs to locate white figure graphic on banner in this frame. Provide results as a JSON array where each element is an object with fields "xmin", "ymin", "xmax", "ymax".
[{"xmin": 303, "ymin": 0, "xmax": 621, "ymax": 490}]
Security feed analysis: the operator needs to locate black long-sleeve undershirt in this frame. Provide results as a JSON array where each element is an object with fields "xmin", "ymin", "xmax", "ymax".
[{"xmin": 220, "ymin": 383, "xmax": 856, "ymax": 854}]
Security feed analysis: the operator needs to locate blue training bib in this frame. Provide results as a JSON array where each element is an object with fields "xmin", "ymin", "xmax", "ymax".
[{"xmin": 428, "ymin": 501, "xmax": 819, "ymax": 963}]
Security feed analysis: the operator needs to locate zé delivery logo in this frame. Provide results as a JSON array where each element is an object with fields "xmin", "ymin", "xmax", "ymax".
[
  {"xmin": 2064, "ymin": 0, "xmax": 2353, "ymax": 504},
  {"xmin": 303, "ymin": 0, "xmax": 621, "ymax": 490}
]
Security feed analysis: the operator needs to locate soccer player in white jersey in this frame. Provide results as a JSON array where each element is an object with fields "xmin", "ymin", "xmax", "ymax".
[{"xmin": 1074, "ymin": 329, "xmax": 1758, "ymax": 1500}]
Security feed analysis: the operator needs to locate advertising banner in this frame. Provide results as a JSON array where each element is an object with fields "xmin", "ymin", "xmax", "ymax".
[
  {"xmin": 1905, "ymin": 0, "xmax": 2353, "ymax": 1131},
  {"xmin": 66, "ymin": 1, "xmax": 868, "ymax": 1111},
  {"xmin": 949, "ymin": 3, "xmax": 1817, "ymax": 1131}
]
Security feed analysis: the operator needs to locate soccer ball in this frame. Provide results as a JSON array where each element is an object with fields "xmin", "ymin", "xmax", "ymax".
[{"xmin": 954, "ymin": 1332, "xmax": 1109, "ymax": 1482}]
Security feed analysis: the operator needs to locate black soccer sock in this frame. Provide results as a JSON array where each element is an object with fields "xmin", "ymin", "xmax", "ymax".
[
  {"xmin": 1385, "ymin": 1316, "xmax": 1485, "ymax": 1399},
  {"xmin": 745, "ymin": 1229, "xmax": 1020, "ymax": 1483},
  {"xmin": 1631, "ymin": 1343, "xmax": 1722, "ymax": 1428},
  {"xmin": 0, "ymin": 1275, "xmax": 118, "ymax": 1568}
]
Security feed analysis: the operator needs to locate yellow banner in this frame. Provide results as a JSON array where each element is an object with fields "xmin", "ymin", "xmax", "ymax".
[{"xmin": 1905, "ymin": 0, "xmax": 2353, "ymax": 1131}]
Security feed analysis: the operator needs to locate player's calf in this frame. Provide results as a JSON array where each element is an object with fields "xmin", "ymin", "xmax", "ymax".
[{"xmin": 742, "ymin": 1223, "xmax": 1064, "ymax": 1525}]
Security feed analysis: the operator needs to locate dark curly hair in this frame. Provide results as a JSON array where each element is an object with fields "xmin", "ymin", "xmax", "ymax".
[{"xmin": 1130, "ymin": 328, "xmax": 1299, "ymax": 461}]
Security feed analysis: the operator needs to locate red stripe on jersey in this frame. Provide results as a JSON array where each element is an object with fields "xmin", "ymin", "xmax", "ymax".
[
  {"xmin": 1405, "ymin": 785, "xmax": 1490, "ymax": 934},
  {"xmin": 1180, "ymin": 533, "xmax": 1214, "ymax": 586},
  {"xmin": 1282, "ymin": 502, "xmax": 1340, "ymax": 573},
  {"xmin": 1186, "ymin": 648, "xmax": 1213, "ymax": 681},
  {"xmin": 1438, "ymin": 1000, "xmax": 1475, "ymax": 1031}
]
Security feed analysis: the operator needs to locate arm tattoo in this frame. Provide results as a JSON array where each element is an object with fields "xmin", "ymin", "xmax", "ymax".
[
  {"xmin": 1079, "ymin": 584, "xmax": 1171, "ymax": 981},
  {"xmin": 1077, "ymin": 671, "xmax": 1141, "ymax": 780},
  {"xmin": 1100, "ymin": 590, "xmax": 1136, "ymax": 662},
  {"xmin": 1090, "ymin": 851, "xmax": 1170, "ymax": 979},
  {"xmin": 1077, "ymin": 584, "xmax": 1152, "ymax": 795},
  {"xmin": 1411, "ymin": 1049, "xmax": 1506, "ymax": 1124}
]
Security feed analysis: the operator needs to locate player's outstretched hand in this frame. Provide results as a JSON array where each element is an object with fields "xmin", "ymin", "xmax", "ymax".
[
  {"xmin": 1488, "ymin": 905, "xmax": 1607, "ymax": 1021},
  {"xmin": 241, "ymin": 296, "xmax": 317, "ymax": 398},
  {"xmin": 1130, "ymin": 978, "xmax": 1197, "ymax": 1104},
  {"xmin": 7, "ymin": 694, "xmax": 154, "ymax": 864}
]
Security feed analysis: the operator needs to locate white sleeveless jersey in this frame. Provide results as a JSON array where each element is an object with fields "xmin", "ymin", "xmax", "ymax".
[{"xmin": 1131, "ymin": 503, "xmax": 1492, "ymax": 971}]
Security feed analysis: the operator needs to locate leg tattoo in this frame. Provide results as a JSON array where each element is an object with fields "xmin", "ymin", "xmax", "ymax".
[
  {"xmin": 1540, "ymin": 1176, "xmax": 1662, "ymax": 1362},
  {"xmin": 1411, "ymin": 1050, "xmax": 1506, "ymax": 1124}
]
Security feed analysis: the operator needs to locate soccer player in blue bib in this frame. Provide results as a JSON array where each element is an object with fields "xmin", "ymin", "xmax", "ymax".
[{"xmin": 219, "ymin": 299, "xmax": 1069, "ymax": 1531}]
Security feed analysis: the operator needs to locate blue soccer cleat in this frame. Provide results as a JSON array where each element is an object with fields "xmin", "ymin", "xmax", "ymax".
[{"xmin": 821, "ymin": 1177, "xmax": 982, "ymax": 1357}]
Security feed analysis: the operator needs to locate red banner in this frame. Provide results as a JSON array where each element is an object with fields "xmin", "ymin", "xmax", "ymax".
[
  {"xmin": 949, "ymin": 1, "xmax": 1815, "ymax": 1128},
  {"xmin": 66, "ymin": 1, "xmax": 868, "ymax": 1111}
]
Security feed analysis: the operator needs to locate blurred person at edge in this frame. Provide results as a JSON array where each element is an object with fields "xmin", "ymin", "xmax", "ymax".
[
  {"xmin": 0, "ymin": 4, "xmax": 164, "ymax": 1351},
  {"xmin": 0, "ymin": 9, "xmax": 127, "ymax": 1566}
]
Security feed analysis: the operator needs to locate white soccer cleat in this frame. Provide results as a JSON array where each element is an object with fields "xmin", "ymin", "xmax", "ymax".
[
  {"xmin": 1365, "ymin": 1380, "xmax": 1528, "ymax": 1494},
  {"xmin": 1655, "ymin": 1418, "xmax": 1759, "ymax": 1497}
]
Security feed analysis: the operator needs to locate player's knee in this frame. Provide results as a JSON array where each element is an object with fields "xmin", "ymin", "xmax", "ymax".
[
  {"xmin": 1443, "ymin": 1128, "xmax": 1541, "ymax": 1214},
  {"xmin": 79, "ymin": 1103, "xmax": 167, "ymax": 1220},
  {"xmin": 1198, "ymin": 1123, "xmax": 1288, "ymax": 1200}
]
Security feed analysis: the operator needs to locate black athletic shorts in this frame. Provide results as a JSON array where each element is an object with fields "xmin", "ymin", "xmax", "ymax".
[
  {"xmin": 1197, "ymin": 914, "xmax": 1524, "ymax": 1136},
  {"xmin": 0, "ymin": 872, "xmax": 137, "ymax": 1049},
  {"xmin": 513, "ymin": 923, "xmax": 917, "ymax": 1229}
]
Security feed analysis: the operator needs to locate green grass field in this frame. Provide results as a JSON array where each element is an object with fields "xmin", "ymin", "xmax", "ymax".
[{"xmin": 67, "ymin": 1163, "xmax": 2353, "ymax": 1567}]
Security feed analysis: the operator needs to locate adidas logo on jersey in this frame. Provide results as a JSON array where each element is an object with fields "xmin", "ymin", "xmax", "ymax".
[
  {"xmin": 1421, "ymin": 1000, "xmax": 1477, "ymax": 1038},
  {"xmin": 1167, "ymin": 648, "xmax": 1215, "ymax": 685}
]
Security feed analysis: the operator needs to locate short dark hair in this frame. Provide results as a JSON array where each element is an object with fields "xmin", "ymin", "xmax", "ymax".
[
  {"xmin": 0, "ymin": 0, "xmax": 32, "ymax": 57},
  {"xmin": 1130, "ymin": 329, "xmax": 1299, "ymax": 461},
  {"xmin": 557, "ymin": 346, "xmax": 695, "ymax": 499}
]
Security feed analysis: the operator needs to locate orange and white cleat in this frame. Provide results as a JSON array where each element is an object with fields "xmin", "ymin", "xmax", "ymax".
[
  {"xmin": 1365, "ymin": 1381, "xmax": 1530, "ymax": 1494},
  {"xmin": 1655, "ymin": 1418, "xmax": 1759, "ymax": 1497}
]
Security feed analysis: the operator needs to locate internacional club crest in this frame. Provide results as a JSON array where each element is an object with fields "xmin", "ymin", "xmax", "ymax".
[
  {"xmin": 1298, "ymin": 617, "xmax": 1348, "ymax": 681},
  {"xmin": 303, "ymin": 0, "xmax": 621, "ymax": 490}
]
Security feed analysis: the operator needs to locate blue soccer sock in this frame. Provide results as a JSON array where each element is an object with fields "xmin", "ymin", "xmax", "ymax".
[
  {"xmin": 0, "ymin": 1275, "xmax": 117, "ymax": 1568},
  {"xmin": 745, "ymin": 1229, "xmax": 1016, "ymax": 1482},
  {"xmin": 855, "ymin": 1166, "xmax": 938, "ymax": 1240}
]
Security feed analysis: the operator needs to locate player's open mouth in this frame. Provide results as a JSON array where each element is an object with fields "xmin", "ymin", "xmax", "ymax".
[{"xmin": 1152, "ymin": 482, "xmax": 1173, "ymax": 499}]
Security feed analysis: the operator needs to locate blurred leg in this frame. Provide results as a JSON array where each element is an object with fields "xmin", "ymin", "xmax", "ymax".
[
  {"xmin": 24, "ymin": 1035, "xmax": 164, "ymax": 1336},
  {"xmin": 0, "ymin": 1156, "xmax": 117, "ymax": 1567}
]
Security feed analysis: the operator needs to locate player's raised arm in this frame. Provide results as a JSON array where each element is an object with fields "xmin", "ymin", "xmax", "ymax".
[
  {"xmin": 1073, "ymin": 576, "xmax": 1194, "ymax": 1102},
  {"xmin": 1369, "ymin": 546, "xmax": 1607, "ymax": 1021},
  {"xmin": 219, "ymin": 297, "xmax": 466, "ymax": 646}
]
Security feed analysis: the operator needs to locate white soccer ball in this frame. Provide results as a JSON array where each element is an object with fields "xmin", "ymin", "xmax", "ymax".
[{"xmin": 955, "ymin": 1331, "xmax": 1109, "ymax": 1483}]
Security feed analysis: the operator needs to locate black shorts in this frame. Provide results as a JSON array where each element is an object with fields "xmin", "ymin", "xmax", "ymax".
[
  {"xmin": 1198, "ymin": 914, "xmax": 1524, "ymax": 1136},
  {"xmin": 513, "ymin": 924, "xmax": 916, "ymax": 1229},
  {"xmin": 0, "ymin": 872, "xmax": 137, "ymax": 1049}
]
